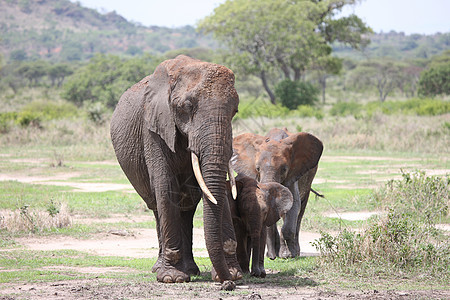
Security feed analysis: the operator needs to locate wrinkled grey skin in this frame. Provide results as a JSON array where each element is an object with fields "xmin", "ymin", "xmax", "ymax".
[
  {"xmin": 227, "ymin": 175, "xmax": 293, "ymax": 277},
  {"xmin": 231, "ymin": 128, "xmax": 323, "ymax": 259},
  {"xmin": 110, "ymin": 55, "xmax": 241, "ymax": 284}
]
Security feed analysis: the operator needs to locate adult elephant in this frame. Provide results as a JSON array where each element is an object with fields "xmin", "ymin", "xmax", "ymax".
[
  {"xmin": 110, "ymin": 55, "xmax": 241, "ymax": 286},
  {"xmin": 231, "ymin": 128, "xmax": 323, "ymax": 259}
]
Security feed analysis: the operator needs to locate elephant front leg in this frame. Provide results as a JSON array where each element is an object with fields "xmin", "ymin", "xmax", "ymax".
[
  {"xmin": 250, "ymin": 233, "xmax": 264, "ymax": 277},
  {"xmin": 254, "ymin": 226, "xmax": 267, "ymax": 278},
  {"xmin": 279, "ymin": 183, "xmax": 301, "ymax": 258},
  {"xmin": 151, "ymin": 210, "xmax": 163, "ymax": 273},
  {"xmin": 265, "ymin": 224, "xmax": 280, "ymax": 259},
  {"xmin": 154, "ymin": 183, "xmax": 190, "ymax": 283},
  {"xmin": 181, "ymin": 209, "xmax": 200, "ymax": 276}
]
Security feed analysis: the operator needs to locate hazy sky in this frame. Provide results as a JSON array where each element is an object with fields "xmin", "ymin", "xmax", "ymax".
[{"xmin": 75, "ymin": 0, "xmax": 449, "ymax": 35}]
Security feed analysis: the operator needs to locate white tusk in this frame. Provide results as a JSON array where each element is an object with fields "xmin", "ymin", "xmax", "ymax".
[
  {"xmin": 191, "ymin": 152, "xmax": 217, "ymax": 205},
  {"xmin": 228, "ymin": 162, "xmax": 237, "ymax": 200}
]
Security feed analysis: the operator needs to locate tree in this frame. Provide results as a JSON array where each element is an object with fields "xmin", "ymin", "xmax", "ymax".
[
  {"xmin": 397, "ymin": 63, "xmax": 423, "ymax": 97},
  {"xmin": 348, "ymin": 60, "xmax": 402, "ymax": 102},
  {"xmin": 198, "ymin": 0, "xmax": 370, "ymax": 104},
  {"xmin": 16, "ymin": 60, "xmax": 49, "ymax": 87},
  {"xmin": 275, "ymin": 79, "xmax": 319, "ymax": 109},
  {"xmin": 48, "ymin": 63, "xmax": 73, "ymax": 87},
  {"xmin": 418, "ymin": 51, "xmax": 450, "ymax": 97},
  {"xmin": 62, "ymin": 54, "xmax": 162, "ymax": 108},
  {"xmin": 312, "ymin": 55, "xmax": 342, "ymax": 103}
]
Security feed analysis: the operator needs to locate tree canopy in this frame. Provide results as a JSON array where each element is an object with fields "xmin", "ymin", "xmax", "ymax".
[
  {"xmin": 198, "ymin": 0, "xmax": 371, "ymax": 103},
  {"xmin": 418, "ymin": 50, "xmax": 450, "ymax": 97}
]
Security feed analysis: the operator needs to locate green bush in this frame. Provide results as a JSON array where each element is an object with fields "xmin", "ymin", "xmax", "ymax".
[
  {"xmin": 20, "ymin": 100, "xmax": 79, "ymax": 121},
  {"xmin": 314, "ymin": 171, "xmax": 450, "ymax": 278},
  {"xmin": 373, "ymin": 171, "xmax": 449, "ymax": 224},
  {"xmin": 0, "ymin": 112, "xmax": 18, "ymax": 133},
  {"xmin": 330, "ymin": 101, "xmax": 362, "ymax": 117},
  {"xmin": 414, "ymin": 99, "xmax": 450, "ymax": 116},
  {"xmin": 16, "ymin": 111, "xmax": 42, "ymax": 127},
  {"xmin": 235, "ymin": 97, "xmax": 290, "ymax": 120},
  {"xmin": 351, "ymin": 99, "xmax": 449, "ymax": 117},
  {"xmin": 275, "ymin": 79, "xmax": 319, "ymax": 110},
  {"xmin": 292, "ymin": 105, "xmax": 324, "ymax": 119},
  {"xmin": 314, "ymin": 210, "xmax": 449, "ymax": 276},
  {"xmin": 418, "ymin": 62, "xmax": 450, "ymax": 97}
]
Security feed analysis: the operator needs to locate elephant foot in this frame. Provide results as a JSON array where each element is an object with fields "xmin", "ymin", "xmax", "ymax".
[
  {"xmin": 156, "ymin": 263, "xmax": 190, "ymax": 283},
  {"xmin": 211, "ymin": 267, "xmax": 242, "ymax": 282},
  {"xmin": 266, "ymin": 249, "xmax": 277, "ymax": 260},
  {"xmin": 250, "ymin": 267, "xmax": 266, "ymax": 278},
  {"xmin": 279, "ymin": 244, "xmax": 294, "ymax": 259},
  {"xmin": 151, "ymin": 256, "xmax": 163, "ymax": 273},
  {"xmin": 185, "ymin": 261, "xmax": 200, "ymax": 276}
]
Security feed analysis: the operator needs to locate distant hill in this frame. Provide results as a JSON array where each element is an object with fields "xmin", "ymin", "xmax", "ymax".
[
  {"xmin": 0, "ymin": 0, "xmax": 216, "ymax": 62},
  {"xmin": 334, "ymin": 31, "xmax": 449, "ymax": 60},
  {"xmin": 0, "ymin": 0, "xmax": 448, "ymax": 63}
]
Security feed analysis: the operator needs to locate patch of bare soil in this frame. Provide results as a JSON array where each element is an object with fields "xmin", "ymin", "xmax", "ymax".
[
  {"xmin": 1, "ymin": 278, "xmax": 448, "ymax": 300},
  {"xmin": 0, "ymin": 173, "xmax": 134, "ymax": 193},
  {"xmin": 13, "ymin": 227, "xmax": 209, "ymax": 258}
]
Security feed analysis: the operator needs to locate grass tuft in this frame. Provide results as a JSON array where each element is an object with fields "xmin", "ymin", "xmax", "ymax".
[{"xmin": 0, "ymin": 201, "xmax": 71, "ymax": 233}]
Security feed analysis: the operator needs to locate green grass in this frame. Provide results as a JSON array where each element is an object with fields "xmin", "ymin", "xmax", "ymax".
[{"xmin": 0, "ymin": 250, "xmax": 158, "ymax": 283}]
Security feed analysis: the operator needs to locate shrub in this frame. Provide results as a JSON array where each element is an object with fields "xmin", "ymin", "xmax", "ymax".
[
  {"xmin": 20, "ymin": 100, "xmax": 79, "ymax": 121},
  {"xmin": 16, "ymin": 111, "xmax": 42, "ymax": 128},
  {"xmin": 314, "ymin": 211, "xmax": 449, "ymax": 276},
  {"xmin": 293, "ymin": 105, "xmax": 324, "ymax": 119},
  {"xmin": 330, "ymin": 101, "xmax": 362, "ymax": 117},
  {"xmin": 314, "ymin": 171, "xmax": 450, "ymax": 278},
  {"xmin": 235, "ymin": 97, "xmax": 290, "ymax": 120},
  {"xmin": 418, "ymin": 62, "xmax": 450, "ymax": 97},
  {"xmin": 0, "ymin": 112, "xmax": 18, "ymax": 133},
  {"xmin": 373, "ymin": 170, "xmax": 449, "ymax": 225},
  {"xmin": 275, "ymin": 79, "xmax": 319, "ymax": 110}
]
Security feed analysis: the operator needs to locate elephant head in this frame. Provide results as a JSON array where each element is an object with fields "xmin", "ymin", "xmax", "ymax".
[
  {"xmin": 111, "ymin": 55, "xmax": 240, "ymax": 284},
  {"xmin": 227, "ymin": 175, "xmax": 293, "ymax": 277}
]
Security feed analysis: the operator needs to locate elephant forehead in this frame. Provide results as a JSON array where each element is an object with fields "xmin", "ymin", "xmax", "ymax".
[{"xmin": 257, "ymin": 142, "xmax": 290, "ymax": 165}]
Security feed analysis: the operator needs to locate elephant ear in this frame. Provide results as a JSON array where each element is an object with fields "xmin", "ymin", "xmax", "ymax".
[
  {"xmin": 144, "ymin": 63, "xmax": 177, "ymax": 152},
  {"xmin": 262, "ymin": 182, "xmax": 294, "ymax": 226},
  {"xmin": 231, "ymin": 133, "xmax": 265, "ymax": 180},
  {"xmin": 284, "ymin": 132, "xmax": 323, "ymax": 186}
]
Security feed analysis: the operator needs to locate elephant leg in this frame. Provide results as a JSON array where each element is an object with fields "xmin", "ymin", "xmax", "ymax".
[
  {"xmin": 212, "ymin": 198, "xmax": 242, "ymax": 282},
  {"xmin": 258, "ymin": 226, "xmax": 267, "ymax": 278},
  {"xmin": 151, "ymin": 169, "xmax": 189, "ymax": 283},
  {"xmin": 151, "ymin": 210, "xmax": 163, "ymax": 273},
  {"xmin": 280, "ymin": 183, "xmax": 300, "ymax": 258},
  {"xmin": 293, "ymin": 166, "xmax": 318, "ymax": 256},
  {"xmin": 234, "ymin": 221, "xmax": 249, "ymax": 273},
  {"xmin": 181, "ymin": 209, "xmax": 200, "ymax": 276},
  {"xmin": 265, "ymin": 223, "xmax": 279, "ymax": 259}
]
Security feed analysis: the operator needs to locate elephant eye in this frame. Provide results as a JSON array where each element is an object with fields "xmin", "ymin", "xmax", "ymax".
[{"xmin": 181, "ymin": 100, "xmax": 193, "ymax": 112}]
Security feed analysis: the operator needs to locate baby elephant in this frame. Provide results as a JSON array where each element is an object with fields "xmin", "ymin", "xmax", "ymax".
[{"xmin": 228, "ymin": 175, "xmax": 293, "ymax": 277}]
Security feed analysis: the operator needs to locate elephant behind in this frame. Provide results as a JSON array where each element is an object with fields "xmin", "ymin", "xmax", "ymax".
[
  {"xmin": 110, "ymin": 55, "xmax": 241, "ymax": 287},
  {"xmin": 231, "ymin": 128, "xmax": 323, "ymax": 259}
]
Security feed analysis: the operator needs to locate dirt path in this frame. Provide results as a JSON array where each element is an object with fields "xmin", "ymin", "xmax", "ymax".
[{"xmin": 12, "ymin": 223, "xmax": 321, "ymax": 258}]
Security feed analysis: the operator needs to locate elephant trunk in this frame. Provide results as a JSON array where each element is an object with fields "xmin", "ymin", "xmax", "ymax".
[{"xmin": 196, "ymin": 125, "xmax": 234, "ymax": 282}]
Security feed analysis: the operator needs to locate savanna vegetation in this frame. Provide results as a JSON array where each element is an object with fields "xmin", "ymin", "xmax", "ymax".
[{"xmin": 0, "ymin": 0, "xmax": 449, "ymax": 298}]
